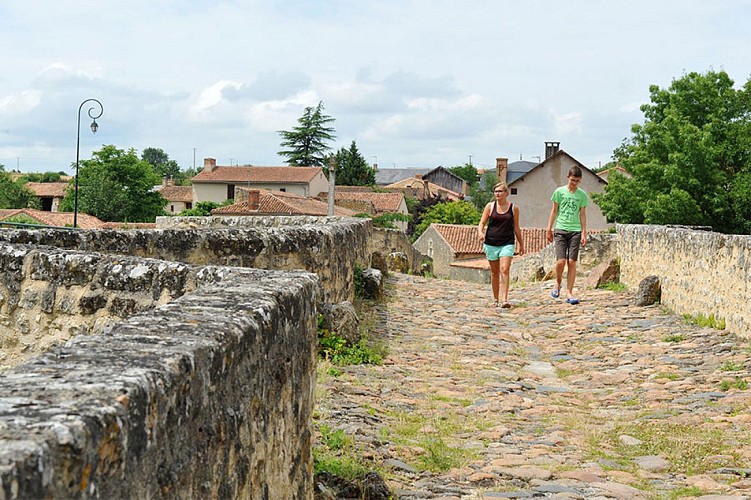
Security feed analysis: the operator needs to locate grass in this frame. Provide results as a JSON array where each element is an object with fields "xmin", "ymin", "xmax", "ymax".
[
  {"xmin": 719, "ymin": 377, "xmax": 749, "ymax": 391},
  {"xmin": 382, "ymin": 409, "xmax": 479, "ymax": 472},
  {"xmin": 597, "ymin": 282, "xmax": 627, "ymax": 292},
  {"xmin": 682, "ymin": 313, "xmax": 726, "ymax": 330},
  {"xmin": 662, "ymin": 333, "xmax": 686, "ymax": 343},
  {"xmin": 654, "ymin": 372, "xmax": 681, "ymax": 381},
  {"xmin": 720, "ymin": 360, "xmax": 744, "ymax": 372},
  {"xmin": 585, "ymin": 420, "xmax": 748, "ymax": 475}
]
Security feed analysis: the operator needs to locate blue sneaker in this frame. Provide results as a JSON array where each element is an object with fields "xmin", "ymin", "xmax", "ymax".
[
  {"xmin": 551, "ymin": 288, "xmax": 560, "ymax": 299},
  {"xmin": 566, "ymin": 297, "xmax": 580, "ymax": 305}
]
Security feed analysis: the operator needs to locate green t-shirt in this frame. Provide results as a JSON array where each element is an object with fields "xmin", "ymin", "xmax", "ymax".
[{"xmin": 551, "ymin": 186, "xmax": 588, "ymax": 232}]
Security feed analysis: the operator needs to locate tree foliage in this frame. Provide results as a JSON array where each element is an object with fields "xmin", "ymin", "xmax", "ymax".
[
  {"xmin": 59, "ymin": 145, "xmax": 167, "ymax": 222},
  {"xmin": 0, "ymin": 165, "xmax": 39, "ymax": 209},
  {"xmin": 593, "ymin": 70, "xmax": 751, "ymax": 233},
  {"xmin": 449, "ymin": 163, "xmax": 479, "ymax": 186},
  {"xmin": 469, "ymin": 170, "xmax": 498, "ymax": 211},
  {"xmin": 412, "ymin": 200, "xmax": 481, "ymax": 241},
  {"xmin": 331, "ymin": 141, "xmax": 375, "ymax": 186},
  {"xmin": 141, "ymin": 147, "xmax": 187, "ymax": 185},
  {"xmin": 278, "ymin": 101, "xmax": 336, "ymax": 166},
  {"xmin": 18, "ymin": 172, "xmax": 63, "ymax": 183},
  {"xmin": 178, "ymin": 201, "xmax": 228, "ymax": 216}
]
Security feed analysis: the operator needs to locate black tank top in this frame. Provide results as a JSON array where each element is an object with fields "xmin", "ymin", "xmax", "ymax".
[{"xmin": 484, "ymin": 202, "xmax": 515, "ymax": 246}]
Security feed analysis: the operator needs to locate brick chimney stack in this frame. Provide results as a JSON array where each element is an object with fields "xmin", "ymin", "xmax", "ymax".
[
  {"xmin": 247, "ymin": 189, "xmax": 260, "ymax": 210},
  {"xmin": 204, "ymin": 157, "xmax": 217, "ymax": 172},
  {"xmin": 372, "ymin": 163, "xmax": 378, "ymax": 172},
  {"xmin": 545, "ymin": 142, "xmax": 560, "ymax": 159},
  {"xmin": 496, "ymin": 157, "xmax": 508, "ymax": 184}
]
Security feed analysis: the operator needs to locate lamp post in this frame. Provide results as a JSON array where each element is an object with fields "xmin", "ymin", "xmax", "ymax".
[
  {"xmin": 327, "ymin": 157, "xmax": 337, "ymax": 216},
  {"xmin": 74, "ymin": 98, "xmax": 103, "ymax": 228}
]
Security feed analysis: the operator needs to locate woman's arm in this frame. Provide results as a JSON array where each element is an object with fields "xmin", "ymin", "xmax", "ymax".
[{"xmin": 513, "ymin": 205, "xmax": 524, "ymax": 255}]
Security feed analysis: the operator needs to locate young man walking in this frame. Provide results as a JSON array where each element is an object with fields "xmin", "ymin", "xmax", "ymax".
[{"xmin": 546, "ymin": 165, "xmax": 588, "ymax": 305}]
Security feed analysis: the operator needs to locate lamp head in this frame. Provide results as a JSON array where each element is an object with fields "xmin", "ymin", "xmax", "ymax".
[{"xmin": 90, "ymin": 120, "xmax": 99, "ymax": 134}]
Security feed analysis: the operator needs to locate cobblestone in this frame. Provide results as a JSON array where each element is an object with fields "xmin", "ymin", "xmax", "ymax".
[{"xmin": 315, "ymin": 274, "xmax": 751, "ymax": 499}]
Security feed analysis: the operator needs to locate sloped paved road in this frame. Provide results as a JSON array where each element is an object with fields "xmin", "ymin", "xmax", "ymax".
[{"xmin": 315, "ymin": 274, "xmax": 751, "ymax": 499}]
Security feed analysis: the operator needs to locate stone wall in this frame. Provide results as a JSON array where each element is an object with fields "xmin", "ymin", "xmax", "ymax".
[
  {"xmin": 0, "ymin": 216, "xmax": 372, "ymax": 305},
  {"xmin": 0, "ymin": 244, "xmax": 318, "ymax": 498},
  {"xmin": 618, "ymin": 224, "xmax": 751, "ymax": 339}
]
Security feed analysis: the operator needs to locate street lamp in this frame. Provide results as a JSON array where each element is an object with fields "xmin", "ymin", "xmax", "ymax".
[{"xmin": 74, "ymin": 98, "xmax": 103, "ymax": 228}]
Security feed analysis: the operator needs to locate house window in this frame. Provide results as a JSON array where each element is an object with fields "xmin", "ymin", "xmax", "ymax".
[
  {"xmin": 510, "ymin": 188, "xmax": 518, "ymax": 195},
  {"xmin": 185, "ymin": 202, "xmax": 192, "ymax": 210},
  {"xmin": 170, "ymin": 205, "xmax": 175, "ymax": 212},
  {"xmin": 227, "ymin": 184, "xmax": 235, "ymax": 201},
  {"xmin": 279, "ymin": 188, "xmax": 286, "ymax": 192}
]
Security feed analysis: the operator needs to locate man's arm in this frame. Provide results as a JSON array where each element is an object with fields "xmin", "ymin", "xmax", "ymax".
[
  {"xmin": 580, "ymin": 206, "xmax": 588, "ymax": 246},
  {"xmin": 546, "ymin": 202, "xmax": 558, "ymax": 243}
]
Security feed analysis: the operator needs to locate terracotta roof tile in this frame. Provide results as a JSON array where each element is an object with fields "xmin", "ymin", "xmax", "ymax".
[
  {"xmin": 158, "ymin": 185, "xmax": 193, "ymax": 203},
  {"xmin": 212, "ymin": 190, "xmax": 356, "ymax": 217},
  {"xmin": 192, "ymin": 165, "xmax": 322, "ymax": 184},
  {"xmin": 432, "ymin": 224, "xmax": 484, "ymax": 254},
  {"xmin": 26, "ymin": 182, "xmax": 69, "ymax": 197},
  {"xmin": 385, "ymin": 178, "xmax": 462, "ymax": 200},
  {"xmin": 331, "ymin": 191, "xmax": 405, "ymax": 214},
  {"xmin": 0, "ymin": 209, "xmax": 105, "ymax": 229}
]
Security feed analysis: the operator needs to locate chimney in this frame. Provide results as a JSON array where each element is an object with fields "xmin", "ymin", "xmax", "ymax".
[
  {"xmin": 247, "ymin": 189, "xmax": 260, "ymax": 210},
  {"xmin": 204, "ymin": 157, "xmax": 217, "ymax": 172},
  {"xmin": 495, "ymin": 157, "xmax": 508, "ymax": 184},
  {"xmin": 162, "ymin": 174, "xmax": 168, "ymax": 187},
  {"xmin": 372, "ymin": 163, "xmax": 378, "ymax": 172},
  {"xmin": 545, "ymin": 142, "xmax": 560, "ymax": 159}
]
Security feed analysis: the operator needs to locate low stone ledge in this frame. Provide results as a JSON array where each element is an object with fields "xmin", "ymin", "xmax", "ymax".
[
  {"xmin": 0, "ymin": 268, "xmax": 318, "ymax": 499},
  {"xmin": 0, "ymin": 216, "xmax": 371, "ymax": 304}
]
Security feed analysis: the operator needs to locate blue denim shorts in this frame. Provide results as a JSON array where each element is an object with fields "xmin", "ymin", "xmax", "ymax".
[{"xmin": 483, "ymin": 243, "xmax": 515, "ymax": 261}]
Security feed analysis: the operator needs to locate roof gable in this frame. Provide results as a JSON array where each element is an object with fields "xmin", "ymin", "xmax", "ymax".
[{"xmin": 510, "ymin": 150, "xmax": 606, "ymax": 186}]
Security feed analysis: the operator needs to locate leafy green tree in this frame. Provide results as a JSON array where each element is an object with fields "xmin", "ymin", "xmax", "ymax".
[
  {"xmin": 59, "ymin": 145, "xmax": 166, "ymax": 222},
  {"xmin": 412, "ymin": 201, "xmax": 481, "ymax": 240},
  {"xmin": 593, "ymin": 70, "xmax": 751, "ymax": 233},
  {"xmin": 141, "ymin": 147, "xmax": 187, "ymax": 185},
  {"xmin": 18, "ymin": 172, "xmax": 62, "ymax": 183},
  {"xmin": 0, "ymin": 165, "xmax": 39, "ymax": 209},
  {"xmin": 331, "ymin": 141, "xmax": 375, "ymax": 186},
  {"xmin": 449, "ymin": 163, "xmax": 479, "ymax": 186},
  {"xmin": 178, "ymin": 201, "xmax": 225, "ymax": 216},
  {"xmin": 278, "ymin": 101, "xmax": 336, "ymax": 166},
  {"xmin": 469, "ymin": 170, "xmax": 498, "ymax": 210}
]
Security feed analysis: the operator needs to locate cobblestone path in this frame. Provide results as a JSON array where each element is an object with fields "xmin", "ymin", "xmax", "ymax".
[{"xmin": 315, "ymin": 274, "xmax": 751, "ymax": 499}]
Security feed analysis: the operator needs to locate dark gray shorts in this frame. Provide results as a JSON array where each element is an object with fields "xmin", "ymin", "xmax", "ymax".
[{"xmin": 554, "ymin": 230, "xmax": 582, "ymax": 261}]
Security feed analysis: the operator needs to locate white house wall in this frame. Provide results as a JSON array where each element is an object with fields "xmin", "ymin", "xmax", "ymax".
[{"xmin": 508, "ymin": 155, "xmax": 611, "ymax": 230}]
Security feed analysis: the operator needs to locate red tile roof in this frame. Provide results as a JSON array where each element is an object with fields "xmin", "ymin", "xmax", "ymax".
[
  {"xmin": 432, "ymin": 224, "xmax": 484, "ymax": 254},
  {"xmin": 158, "ymin": 185, "xmax": 193, "ymax": 203},
  {"xmin": 0, "ymin": 209, "xmax": 106, "ymax": 229},
  {"xmin": 192, "ymin": 165, "xmax": 322, "ymax": 184},
  {"xmin": 212, "ymin": 190, "xmax": 356, "ymax": 217},
  {"xmin": 329, "ymin": 191, "xmax": 405, "ymax": 214},
  {"xmin": 26, "ymin": 182, "xmax": 69, "ymax": 197},
  {"xmin": 385, "ymin": 177, "xmax": 462, "ymax": 201}
]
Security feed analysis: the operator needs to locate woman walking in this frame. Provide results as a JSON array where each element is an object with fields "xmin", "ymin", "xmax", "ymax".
[{"xmin": 477, "ymin": 182, "xmax": 524, "ymax": 308}]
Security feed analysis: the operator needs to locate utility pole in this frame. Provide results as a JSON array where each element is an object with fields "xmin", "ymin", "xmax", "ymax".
[{"xmin": 468, "ymin": 154, "xmax": 473, "ymax": 166}]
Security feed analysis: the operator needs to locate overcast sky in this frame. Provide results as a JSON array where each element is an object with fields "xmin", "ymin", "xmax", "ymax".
[{"xmin": 1, "ymin": 1, "xmax": 749, "ymax": 174}]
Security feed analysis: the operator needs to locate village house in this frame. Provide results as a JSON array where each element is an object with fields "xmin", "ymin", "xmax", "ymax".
[
  {"xmin": 211, "ymin": 188, "xmax": 356, "ymax": 217},
  {"xmin": 317, "ymin": 190, "xmax": 410, "ymax": 231},
  {"xmin": 157, "ymin": 177, "xmax": 193, "ymax": 214},
  {"xmin": 375, "ymin": 165, "xmax": 468, "ymax": 198},
  {"xmin": 498, "ymin": 142, "xmax": 611, "ymax": 230},
  {"xmin": 25, "ymin": 182, "xmax": 69, "ymax": 212},
  {"xmin": 191, "ymin": 158, "xmax": 329, "ymax": 204}
]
